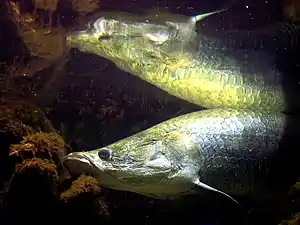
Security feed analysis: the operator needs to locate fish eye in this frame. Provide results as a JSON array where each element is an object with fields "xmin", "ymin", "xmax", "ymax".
[{"xmin": 98, "ymin": 148, "xmax": 112, "ymax": 160}]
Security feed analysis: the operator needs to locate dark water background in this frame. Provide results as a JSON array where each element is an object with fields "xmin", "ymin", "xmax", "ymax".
[{"xmin": 0, "ymin": 0, "xmax": 299, "ymax": 225}]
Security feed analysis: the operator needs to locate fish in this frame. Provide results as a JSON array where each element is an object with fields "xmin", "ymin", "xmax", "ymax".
[
  {"xmin": 64, "ymin": 9, "xmax": 300, "ymax": 209},
  {"xmin": 64, "ymin": 108, "xmax": 300, "ymax": 206},
  {"xmin": 66, "ymin": 10, "xmax": 300, "ymax": 113}
]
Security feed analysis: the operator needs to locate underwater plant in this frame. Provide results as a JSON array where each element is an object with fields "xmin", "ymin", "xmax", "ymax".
[
  {"xmin": 0, "ymin": 96, "xmax": 110, "ymax": 225},
  {"xmin": 6, "ymin": 157, "xmax": 58, "ymax": 225},
  {"xmin": 0, "ymin": 100, "xmax": 65, "ymax": 224},
  {"xmin": 58, "ymin": 175, "xmax": 110, "ymax": 225},
  {"xmin": 60, "ymin": 175, "xmax": 102, "ymax": 201},
  {"xmin": 60, "ymin": 175, "xmax": 110, "ymax": 219},
  {"xmin": 0, "ymin": 99, "xmax": 56, "ymax": 182},
  {"xmin": 9, "ymin": 132, "xmax": 67, "ymax": 166}
]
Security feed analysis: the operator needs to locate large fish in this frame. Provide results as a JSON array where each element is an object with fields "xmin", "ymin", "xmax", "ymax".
[
  {"xmin": 64, "ymin": 109, "xmax": 300, "ymax": 205},
  {"xmin": 64, "ymin": 9, "xmax": 300, "ymax": 208},
  {"xmin": 66, "ymin": 10, "xmax": 300, "ymax": 112}
]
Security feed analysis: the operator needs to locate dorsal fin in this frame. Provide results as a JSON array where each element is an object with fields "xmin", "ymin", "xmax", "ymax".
[{"xmin": 190, "ymin": 8, "xmax": 229, "ymax": 23}]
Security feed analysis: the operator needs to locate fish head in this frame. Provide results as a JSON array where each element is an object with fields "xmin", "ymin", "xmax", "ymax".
[
  {"xmin": 64, "ymin": 131, "xmax": 177, "ymax": 192},
  {"xmin": 66, "ymin": 10, "xmax": 203, "ymax": 63}
]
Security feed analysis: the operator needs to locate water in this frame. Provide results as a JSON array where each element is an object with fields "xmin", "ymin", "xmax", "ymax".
[{"xmin": 1, "ymin": 0, "xmax": 300, "ymax": 225}]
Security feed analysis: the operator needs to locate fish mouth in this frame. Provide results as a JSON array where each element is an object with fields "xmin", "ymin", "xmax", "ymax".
[
  {"xmin": 63, "ymin": 152, "xmax": 99, "ymax": 177},
  {"xmin": 66, "ymin": 30, "xmax": 92, "ymax": 45},
  {"xmin": 64, "ymin": 152, "xmax": 123, "ymax": 190}
]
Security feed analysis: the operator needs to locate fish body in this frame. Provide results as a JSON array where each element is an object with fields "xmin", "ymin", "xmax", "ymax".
[
  {"xmin": 66, "ymin": 10, "xmax": 300, "ymax": 112},
  {"xmin": 64, "ymin": 109, "xmax": 300, "ymax": 201}
]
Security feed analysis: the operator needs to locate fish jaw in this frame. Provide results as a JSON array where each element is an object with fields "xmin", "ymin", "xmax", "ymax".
[
  {"xmin": 63, "ymin": 151, "xmax": 101, "ymax": 177},
  {"xmin": 64, "ymin": 151, "xmax": 126, "ymax": 190},
  {"xmin": 66, "ymin": 30, "xmax": 101, "ymax": 55}
]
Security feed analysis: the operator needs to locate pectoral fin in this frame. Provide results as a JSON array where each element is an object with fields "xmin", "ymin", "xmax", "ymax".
[{"xmin": 194, "ymin": 179, "xmax": 243, "ymax": 210}]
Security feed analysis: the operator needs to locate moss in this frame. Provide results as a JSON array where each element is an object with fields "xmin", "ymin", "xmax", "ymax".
[
  {"xmin": 0, "ymin": 117, "xmax": 35, "ymax": 142},
  {"xmin": 0, "ymin": 116, "xmax": 35, "ymax": 182},
  {"xmin": 9, "ymin": 142, "xmax": 39, "ymax": 159},
  {"xmin": 13, "ymin": 157, "xmax": 58, "ymax": 191},
  {"xmin": 14, "ymin": 157, "xmax": 58, "ymax": 179},
  {"xmin": 60, "ymin": 175, "xmax": 110, "ymax": 221},
  {"xmin": 6, "ymin": 158, "xmax": 58, "ymax": 224},
  {"xmin": 0, "ymin": 100, "xmax": 58, "ymax": 182},
  {"xmin": 60, "ymin": 175, "xmax": 101, "ymax": 201},
  {"xmin": 0, "ymin": 99, "xmax": 56, "ymax": 133},
  {"xmin": 16, "ymin": 132, "xmax": 66, "ymax": 166}
]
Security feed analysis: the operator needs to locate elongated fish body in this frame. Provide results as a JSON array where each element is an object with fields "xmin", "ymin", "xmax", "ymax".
[
  {"xmin": 66, "ymin": 10, "xmax": 299, "ymax": 112},
  {"xmin": 64, "ymin": 109, "xmax": 300, "ymax": 200}
]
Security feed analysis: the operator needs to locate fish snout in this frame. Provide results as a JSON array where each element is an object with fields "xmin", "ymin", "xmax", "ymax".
[
  {"xmin": 63, "ymin": 152, "xmax": 96, "ymax": 177},
  {"xmin": 66, "ymin": 30, "xmax": 93, "ymax": 47}
]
